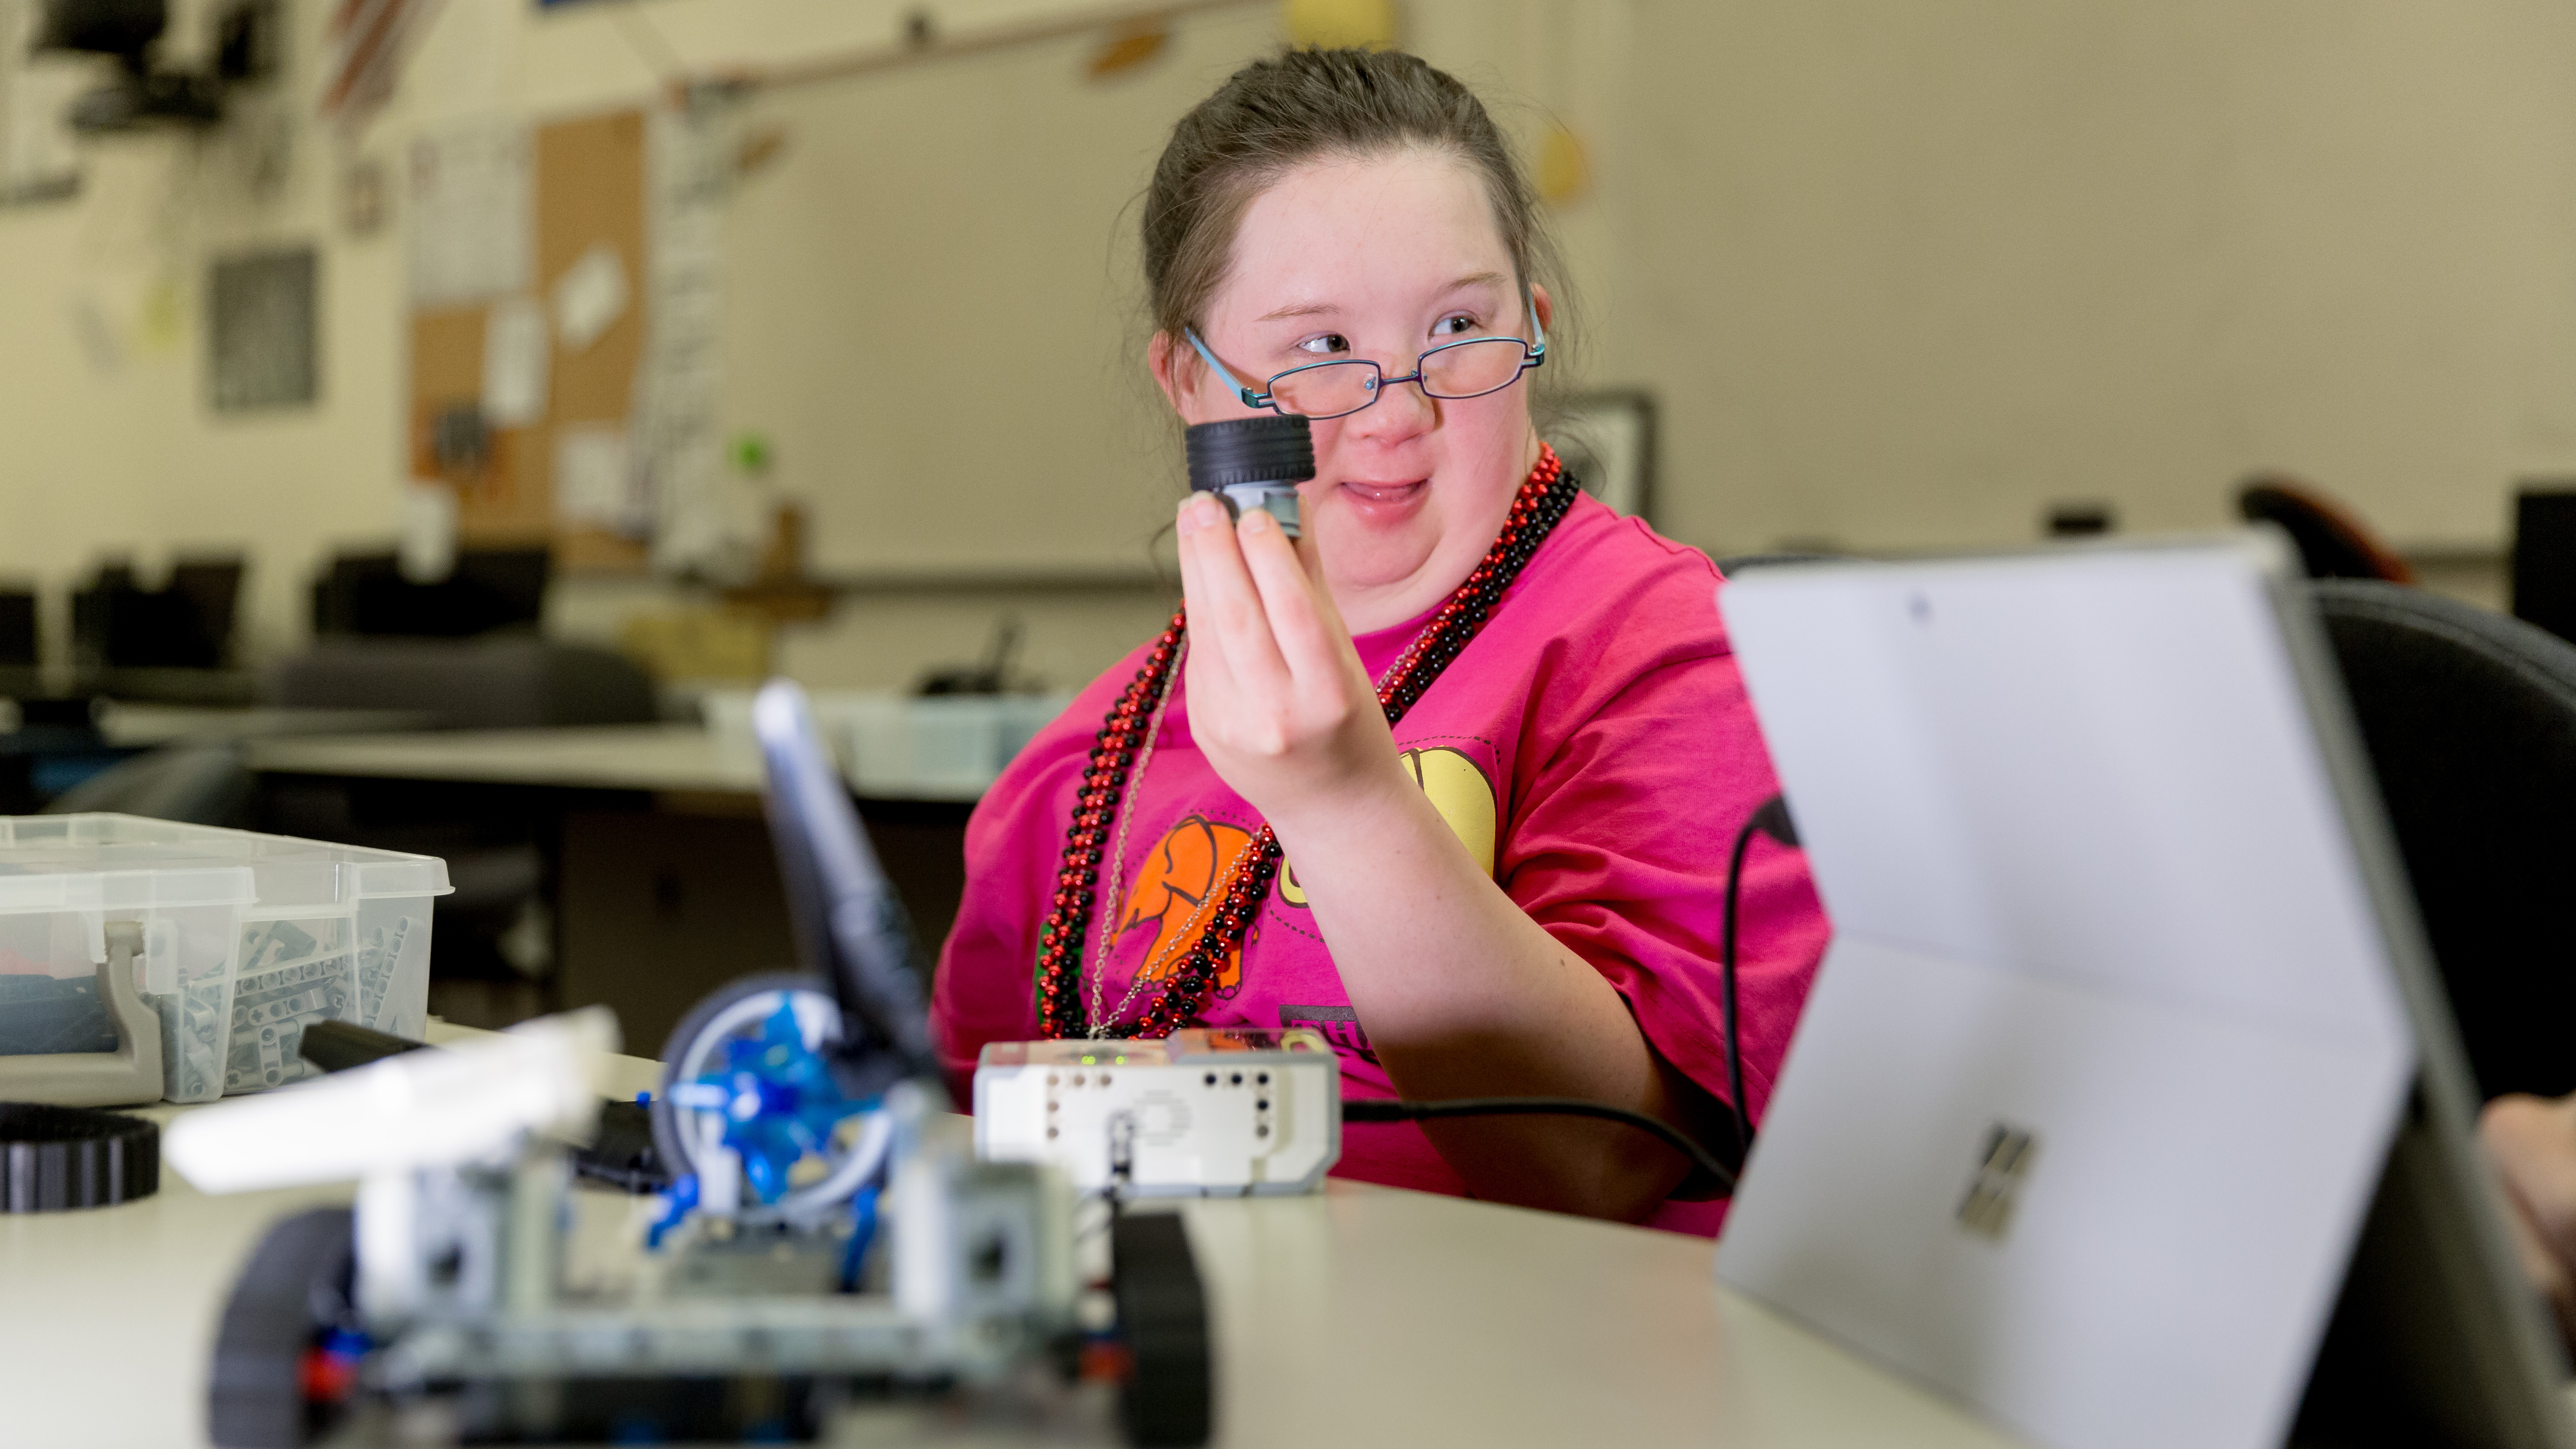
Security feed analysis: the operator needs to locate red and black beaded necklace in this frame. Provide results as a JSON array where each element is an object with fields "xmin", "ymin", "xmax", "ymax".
[{"xmin": 1035, "ymin": 443, "xmax": 1580, "ymax": 1039}]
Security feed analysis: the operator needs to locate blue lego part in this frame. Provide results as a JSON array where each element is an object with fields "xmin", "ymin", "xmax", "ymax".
[
  {"xmin": 838, "ymin": 1184, "xmax": 880, "ymax": 1292},
  {"xmin": 682, "ymin": 996, "xmax": 876, "ymax": 1208},
  {"xmin": 645, "ymin": 1173, "xmax": 700, "ymax": 1251}
]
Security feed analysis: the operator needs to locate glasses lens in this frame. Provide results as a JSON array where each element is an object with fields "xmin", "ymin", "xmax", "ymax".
[
  {"xmin": 1419, "ymin": 339, "xmax": 1530, "ymax": 399},
  {"xmin": 1267, "ymin": 361, "xmax": 1381, "ymax": 419}
]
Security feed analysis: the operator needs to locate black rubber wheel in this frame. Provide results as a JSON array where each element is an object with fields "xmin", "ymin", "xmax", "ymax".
[
  {"xmin": 1112, "ymin": 1212, "xmax": 1213, "ymax": 1448},
  {"xmin": 0, "ymin": 1102, "xmax": 158, "ymax": 1212},
  {"xmin": 208, "ymin": 1207, "xmax": 356, "ymax": 1449},
  {"xmin": 649, "ymin": 971, "xmax": 844, "ymax": 1186}
]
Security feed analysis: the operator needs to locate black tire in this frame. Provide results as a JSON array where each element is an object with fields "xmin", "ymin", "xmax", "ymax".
[
  {"xmin": 1112, "ymin": 1212, "xmax": 1213, "ymax": 1448},
  {"xmin": 649, "ymin": 971, "xmax": 840, "ymax": 1184},
  {"xmin": 208, "ymin": 1207, "xmax": 356, "ymax": 1449}
]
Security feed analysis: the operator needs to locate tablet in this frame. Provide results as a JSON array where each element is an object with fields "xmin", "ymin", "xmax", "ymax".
[{"xmin": 1715, "ymin": 534, "xmax": 2570, "ymax": 1449}]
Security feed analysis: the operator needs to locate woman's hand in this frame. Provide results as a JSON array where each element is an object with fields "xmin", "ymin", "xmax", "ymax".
[
  {"xmin": 2481, "ymin": 1092, "xmax": 2576, "ymax": 1350},
  {"xmin": 1173, "ymin": 493, "xmax": 1410, "ymax": 829},
  {"xmin": 1170, "ymin": 490, "xmax": 1700, "ymax": 1221}
]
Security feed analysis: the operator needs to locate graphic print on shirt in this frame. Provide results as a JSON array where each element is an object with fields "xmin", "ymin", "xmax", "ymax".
[
  {"xmin": 1280, "ymin": 1003, "xmax": 1378, "ymax": 1062},
  {"xmin": 1277, "ymin": 745, "xmax": 1498, "ymax": 907},
  {"xmin": 1110, "ymin": 746, "xmax": 1500, "ymax": 1007},
  {"xmin": 1110, "ymin": 813, "xmax": 1255, "ymax": 997}
]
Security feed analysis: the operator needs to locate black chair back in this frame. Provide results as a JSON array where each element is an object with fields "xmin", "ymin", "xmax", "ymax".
[
  {"xmin": 2314, "ymin": 580, "xmax": 2576, "ymax": 1099},
  {"xmin": 313, "ymin": 548, "xmax": 550, "ymax": 639},
  {"xmin": 71, "ymin": 557, "xmax": 243, "ymax": 669}
]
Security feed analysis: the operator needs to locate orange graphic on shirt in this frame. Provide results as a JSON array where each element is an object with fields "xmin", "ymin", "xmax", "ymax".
[
  {"xmin": 1110, "ymin": 750, "xmax": 1497, "ymax": 1003},
  {"xmin": 1112, "ymin": 814, "xmax": 1254, "ymax": 994}
]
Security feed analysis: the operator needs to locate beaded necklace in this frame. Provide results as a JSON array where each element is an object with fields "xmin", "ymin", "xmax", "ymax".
[{"xmin": 1035, "ymin": 443, "xmax": 1577, "ymax": 1039}]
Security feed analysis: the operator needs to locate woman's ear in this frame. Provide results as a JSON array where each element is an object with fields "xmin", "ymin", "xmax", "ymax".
[
  {"xmin": 1530, "ymin": 283, "xmax": 1554, "ymax": 337},
  {"xmin": 1148, "ymin": 331, "xmax": 1196, "ymax": 418}
]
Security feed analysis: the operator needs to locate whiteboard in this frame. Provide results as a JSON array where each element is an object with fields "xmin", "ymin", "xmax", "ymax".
[{"xmin": 720, "ymin": 12, "xmax": 1281, "ymax": 578}]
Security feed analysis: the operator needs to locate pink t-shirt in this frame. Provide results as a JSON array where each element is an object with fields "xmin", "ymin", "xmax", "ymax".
[{"xmin": 932, "ymin": 492, "xmax": 1829, "ymax": 1235}]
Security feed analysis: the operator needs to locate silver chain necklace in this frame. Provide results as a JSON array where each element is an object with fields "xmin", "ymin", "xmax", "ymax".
[{"xmin": 1080, "ymin": 630, "xmax": 1427, "ymax": 1038}]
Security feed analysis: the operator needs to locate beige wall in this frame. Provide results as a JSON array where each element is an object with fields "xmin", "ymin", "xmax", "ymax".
[
  {"xmin": 1618, "ymin": 1, "xmax": 2576, "ymax": 559},
  {"xmin": 0, "ymin": 18, "xmax": 398, "ymax": 667},
  {"xmin": 0, "ymin": 1, "xmax": 2564, "ymax": 694}
]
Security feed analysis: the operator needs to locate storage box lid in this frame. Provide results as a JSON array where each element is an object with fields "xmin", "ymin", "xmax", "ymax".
[{"xmin": 0, "ymin": 815, "xmax": 453, "ymax": 916}]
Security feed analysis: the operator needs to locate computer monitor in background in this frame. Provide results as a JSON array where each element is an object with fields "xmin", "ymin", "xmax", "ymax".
[
  {"xmin": 0, "ymin": 589, "xmax": 34, "ymax": 666},
  {"xmin": 2513, "ymin": 487, "xmax": 2576, "ymax": 648},
  {"xmin": 0, "ymin": 586, "xmax": 33, "ymax": 701},
  {"xmin": 750, "ymin": 678, "xmax": 942, "ymax": 1099},
  {"xmin": 1715, "ymin": 536, "xmax": 2571, "ymax": 1449}
]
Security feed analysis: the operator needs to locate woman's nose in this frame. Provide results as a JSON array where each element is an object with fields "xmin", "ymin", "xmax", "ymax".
[{"xmin": 1346, "ymin": 373, "xmax": 1437, "ymax": 441}]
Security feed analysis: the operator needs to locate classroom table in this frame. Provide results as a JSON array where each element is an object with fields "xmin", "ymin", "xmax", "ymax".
[{"xmin": 0, "ymin": 1025, "xmax": 2028, "ymax": 1449}]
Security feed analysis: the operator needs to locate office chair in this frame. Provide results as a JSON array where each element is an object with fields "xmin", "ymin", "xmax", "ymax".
[
  {"xmin": 2242, "ymin": 475, "xmax": 2414, "ymax": 583},
  {"xmin": 2313, "ymin": 580, "xmax": 2576, "ymax": 1100},
  {"xmin": 71, "ymin": 556, "xmax": 245, "ymax": 670},
  {"xmin": 311, "ymin": 548, "xmax": 550, "ymax": 639}
]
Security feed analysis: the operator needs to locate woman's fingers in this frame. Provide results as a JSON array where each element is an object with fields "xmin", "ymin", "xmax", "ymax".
[
  {"xmin": 2484, "ymin": 1094, "xmax": 2576, "ymax": 1350},
  {"xmin": 1173, "ymin": 499, "xmax": 1238, "ymax": 700},
  {"xmin": 1235, "ymin": 508, "xmax": 1348, "ymax": 687},
  {"xmin": 1177, "ymin": 494, "xmax": 1291, "ymax": 698}
]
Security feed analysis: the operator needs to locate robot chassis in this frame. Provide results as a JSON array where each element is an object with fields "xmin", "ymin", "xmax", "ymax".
[{"xmin": 192, "ymin": 986, "xmax": 1211, "ymax": 1449}]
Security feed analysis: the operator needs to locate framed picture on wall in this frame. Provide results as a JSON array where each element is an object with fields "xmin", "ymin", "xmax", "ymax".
[{"xmin": 1549, "ymin": 389, "xmax": 1657, "ymax": 525}]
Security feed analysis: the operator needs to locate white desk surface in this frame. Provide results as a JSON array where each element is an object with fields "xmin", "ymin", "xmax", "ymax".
[{"xmin": 0, "ymin": 1026, "xmax": 2024, "ymax": 1449}]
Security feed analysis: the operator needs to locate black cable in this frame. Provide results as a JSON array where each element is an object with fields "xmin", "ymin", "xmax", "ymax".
[
  {"xmin": 1333, "ymin": 794, "xmax": 1799, "ymax": 1206},
  {"xmin": 1720, "ymin": 793, "xmax": 1801, "ymax": 1165},
  {"xmin": 1341, "ymin": 1096, "xmax": 1738, "ymax": 1196}
]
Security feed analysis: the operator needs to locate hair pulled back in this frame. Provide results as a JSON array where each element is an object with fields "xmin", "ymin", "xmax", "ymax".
[{"xmin": 1143, "ymin": 48, "xmax": 1561, "ymax": 349}]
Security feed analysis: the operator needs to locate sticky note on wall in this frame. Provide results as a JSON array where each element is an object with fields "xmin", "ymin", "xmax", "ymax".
[{"xmin": 553, "ymin": 245, "xmax": 629, "ymax": 353}]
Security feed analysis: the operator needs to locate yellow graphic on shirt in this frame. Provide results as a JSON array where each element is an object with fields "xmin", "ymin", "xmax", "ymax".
[{"xmin": 1279, "ymin": 746, "xmax": 1497, "ymax": 907}]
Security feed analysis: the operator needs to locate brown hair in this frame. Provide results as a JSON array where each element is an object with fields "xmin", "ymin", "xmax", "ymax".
[{"xmin": 1142, "ymin": 48, "xmax": 1563, "ymax": 357}]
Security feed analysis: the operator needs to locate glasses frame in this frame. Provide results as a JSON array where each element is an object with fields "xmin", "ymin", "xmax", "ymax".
[{"xmin": 1183, "ymin": 291, "xmax": 1549, "ymax": 422}]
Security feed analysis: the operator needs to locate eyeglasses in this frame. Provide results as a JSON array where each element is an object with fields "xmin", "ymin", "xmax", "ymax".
[{"xmin": 1184, "ymin": 295, "xmax": 1547, "ymax": 421}]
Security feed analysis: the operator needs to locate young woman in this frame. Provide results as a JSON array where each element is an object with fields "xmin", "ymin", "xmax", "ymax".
[{"xmin": 932, "ymin": 48, "xmax": 1827, "ymax": 1233}]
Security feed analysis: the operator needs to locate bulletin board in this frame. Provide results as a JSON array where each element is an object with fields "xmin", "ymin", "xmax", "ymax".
[{"xmin": 407, "ymin": 108, "xmax": 650, "ymax": 572}]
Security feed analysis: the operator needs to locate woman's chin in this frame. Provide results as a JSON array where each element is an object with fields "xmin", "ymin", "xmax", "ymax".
[{"xmin": 1315, "ymin": 528, "xmax": 1443, "ymax": 605}]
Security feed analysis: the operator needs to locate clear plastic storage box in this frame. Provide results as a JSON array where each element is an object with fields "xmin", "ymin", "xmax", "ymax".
[{"xmin": 0, "ymin": 814, "xmax": 451, "ymax": 1102}]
